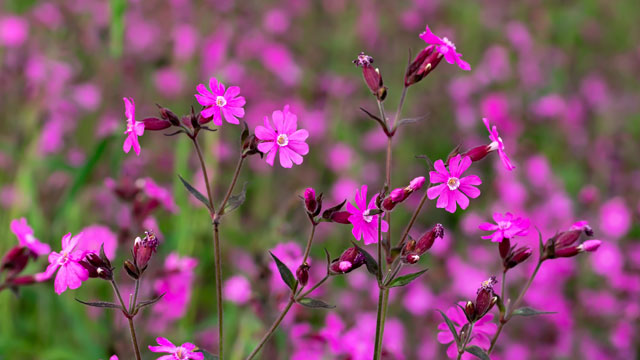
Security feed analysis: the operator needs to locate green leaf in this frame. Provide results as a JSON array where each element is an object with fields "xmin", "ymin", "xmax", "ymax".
[
  {"xmin": 270, "ymin": 252, "xmax": 296, "ymax": 290},
  {"xmin": 75, "ymin": 299, "xmax": 122, "ymax": 310},
  {"xmin": 387, "ymin": 268, "xmax": 428, "ymax": 288},
  {"xmin": 537, "ymin": 227, "xmax": 544, "ymax": 257},
  {"xmin": 511, "ymin": 307, "xmax": 556, "ymax": 317},
  {"xmin": 223, "ymin": 182, "xmax": 248, "ymax": 214},
  {"xmin": 196, "ymin": 349, "xmax": 219, "ymax": 360},
  {"xmin": 324, "ymin": 248, "xmax": 331, "ymax": 274},
  {"xmin": 465, "ymin": 345, "xmax": 491, "ymax": 360},
  {"xmin": 134, "ymin": 293, "xmax": 165, "ymax": 312},
  {"xmin": 178, "ymin": 175, "xmax": 211, "ymax": 210},
  {"xmin": 297, "ymin": 297, "xmax": 335, "ymax": 309},
  {"xmin": 437, "ymin": 309, "xmax": 460, "ymax": 346},
  {"xmin": 351, "ymin": 241, "xmax": 378, "ymax": 276}
]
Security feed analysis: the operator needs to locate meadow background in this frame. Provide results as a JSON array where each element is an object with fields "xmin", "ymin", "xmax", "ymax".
[{"xmin": 1, "ymin": 0, "xmax": 639, "ymax": 359}]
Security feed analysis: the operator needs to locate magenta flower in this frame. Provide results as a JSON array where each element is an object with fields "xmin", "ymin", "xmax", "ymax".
[
  {"xmin": 346, "ymin": 185, "xmax": 389, "ymax": 245},
  {"xmin": 419, "ymin": 25, "xmax": 471, "ymax": 71},
  {"xmin": 483, "ymin": 118, "xmax": 515, "ymax": 171},
  {"xmin": 255, "ymin": 105, "xmax": 309, "ymax": 168},
  {"xmin": 149, "ymin": 337, "xmax": 204, "ymax": 360},
  {"xmin": 195, "ymin": 77, "xmax": 245, "ymax": 126},
  {"xmin": 122, "ymin": 97, "xmax": 144, "ymax": 156},
  {"xmin": 10, "ymin": 218, "xmax": 50, "ymax": 256},
  {"xmin": 479, "ymin": 212, "xmax": 530, "ymax": 243},
  {"xmin": 437, "ymin": 303, "xmax": 497, "ymax": 359},
  {"xmin": 40, "ymin": 232, "xmax": 89, "ymax": 295},
  {"xmin": 428, "ymin": 155, "xmax": 481, "ymax": 213},
  {"xmin": 139, "ymin": 177, "xmax": 178, "ymax": 213}
]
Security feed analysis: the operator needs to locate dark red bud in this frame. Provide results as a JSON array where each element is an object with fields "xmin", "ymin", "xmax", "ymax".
[
  {"xmin": 142, "ymin": 117, "xmax": 171, "ymax": 131},
  {"xmin": 404, "ymin": 45, "xmax": 443, "ymax": 86},
  {"xmin": 474, "ymin": 277, "xmax": 498, "ymax": 318},
  {"xmin": 499, "ymin": 238, "xmax": 511, "ymax": 259},
  {"xmin": 330, "ymin": 211, "xmax": 351, "ymax": 224},
  {"xmin": 415, "ymin": 224, "xmax": 444, "ymax": 255},
  {"xmin": 330, "ymin": 247, "xmax": 365, "ymax": 274},
  {"xmin": 463, "ymin": 145, "xmax": 492, "ymax": 162},
  {"xmin": 296, "ymin": 264, "xmax": 310, "ymax": 287},
  {"xmin": 133, "ymin": 230, "xmax": 159, "ymax": 271},
  {"xmin": 124, "ymin": 260, "xmax": 139, "ymax": 280},
  {"xmin": 1, "ymin": 246, "xmax": 31, "ymax": 277},
  {"xmin": 157, "ymin": 105, "xmax": 181, "ymax": 126},
  {"xmin": 464, "ymin": 300, "xmax": 475, "ymax": 321},
  {"xmin": 504, "ymin": 246, "xmax": 532, "ymax": 269}
]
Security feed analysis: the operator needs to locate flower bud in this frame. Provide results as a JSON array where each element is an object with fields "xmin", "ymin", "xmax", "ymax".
[
  {"xmin": 330, "ymin": 247, "xmax": 365, "ymax": 274},
  {"xmin": 415, "ymin": 224, "xmax": 444, "ymax": 255},
  {"xmin": 498, "ymin": 237, "xmax": 511, "ymax": 259},
  {"xmin": 462, "ymin": 144, "xmax": 492, "ymax": 162},
  {"xmin": 464, "ymin": 300, "xmax": 475, "ymax": 322},
  {"xmin": 404, "ymin": 45, "xmax": 444, "ymax": 86},
  {"xmin": 141, "ymin": 117, "xmax": 171, "ymax": 131},
  {"xmin": 503, "ymin": 246, "xmax": 532, "ymax": 269},
  {"xmin": 381, "ymin": 176, "xmax": 426, "ymax": 211},
  {"xmin": 303, "ymin": 188, "xmax": 322, "ymax": 216},
  {"xmin": 544, "ymin": 222, "xmax": 596, "ymax": 260},
  {"xmin": 157, "ymin": 105, "xmax": 182, "ymax": 126},
  {"xmin": 330, "ymin": 211, "xmax": 351, "ymax": 224},
  {"xmin": 1, "ymin": 246, "xmax": 31, "ymax": 278},
  {"xmin": 133, "ymin": 230, "xmax": 159, "ymax": 271},
  {"xmin": 242, "ymin": 134, "xmax": 261, "ymax": 157},
  {"xmin": 579, "ymin": 240, "xmax": 601, "ymax": 252},
  {"xmin": 353, "ymin": 52, "xmax": 387, "ymax": 101},
  {"xmin": 474, "ymin": 277, "xmax": 498, "ymax": 319},
  {"xmin": 296, "ymin": 264, "xmax": 310, "ymax": 287},
  {"xmin": 124, "ymin": 260, "xmax": 139, "ymax": 280},
  {"xmin": 80, "ymin": 253, "xmax": 113, "ymax": 281}
]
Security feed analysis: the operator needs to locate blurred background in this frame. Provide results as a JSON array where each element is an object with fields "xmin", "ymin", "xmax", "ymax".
[{"xmin": 1, "ymin": 0, "xmax": 639, "ymax": 359}]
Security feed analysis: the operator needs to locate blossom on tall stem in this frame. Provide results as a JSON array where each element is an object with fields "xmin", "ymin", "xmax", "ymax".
[
  {"xmin": 428, "ymin": 155, "xmax": 481, "ymax": 213},
  {"xmin": 10, "ymin": 218, "xmax": 50, "ymax": 256},
  {"xmin": 483, "ymin": 118, "xmax": 515, "ymax": 171},
  {"xmin": 346, "ymin": 185, "xmax": 388, "ymax": 245},
  {"xmin": 419, "ymin": 25, "xmax": 471, "ymax": 71},
  {"xmin": 148, "ymin": 337, "xmax": 204, "ymax": 360},
  {"xmin": 255, "ymin": 105, "xmax": 309, "ymax": 168},
  {"xmin": 195, "ymin": 77, "xmax": 245, "ymax": 126},
  {"xmin": 478, "ymin": 212, "xmax": 530, "ymax": 243},
  {"xmin": 122, "ymin": 97, "xmax": 144, "ymax": 156},
  {"xmin": 39, "ymin": 233, "xmax": 89, "ymax": 295},
  {"xmin": 437, "ymin": 302, "xmax": 497, "ymax": 359}
]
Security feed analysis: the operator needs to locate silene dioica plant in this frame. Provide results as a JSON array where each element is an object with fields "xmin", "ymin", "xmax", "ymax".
[{"xmin": 0, "ymin": 24, "xmax": 602, "ymax": 360}]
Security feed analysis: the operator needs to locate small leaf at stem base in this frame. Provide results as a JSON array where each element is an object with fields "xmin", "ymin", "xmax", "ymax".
[
  {"xmin": 297, "ymin": 297, "xmax": 336, "ymax": 309},
  {"xmin": 269, "ymin": 252, "xmax": 296, "ymax": 290},
  {"xmin": 75, "ymin": 298, "xmax": 122, "ymax": 310},
  {"xmin": 511, "ymin": 307, "xmax": 556, "ymax": 317},
  {"xmin": 223, "ymin": 182, "xmax": 248, "ymax": 214},
  {"xmin": 387, "ymin": 268, "xmax": 428, "ymax": 288},
  {"xmin": 465, "ymin": 345, "xmax": 491, "ymax": 360},
  {"xmin": 178, "ymin": 175, "xmax": 211, "ymax": 210}
]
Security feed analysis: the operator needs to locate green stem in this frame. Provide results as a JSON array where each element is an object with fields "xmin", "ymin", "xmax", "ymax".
[
  {"xmin": 396, "ymin": 186, "xmax": 429, "ymax": 248},
  {"xmin": 111, "ymin": 280, "xmax": 141, "ymax": 360},
  {"xmin": 213, "ymin": 223, "xmax": 224, "ymax": 359},
  {"xmin": 456, "ymin": 322, "xmax": 475, "ymax": 360},
  {"xmin": 296, "ymin": 275, "xmax": 328, "ymax": 300},
  {"xmin": 127, "ymin": 318, "xmax": 142, "ymax": 360},
  {"xmin": 373, "ymin": 215, "xmax": 385, "ymax": 360},
  {"xmin": 216, "ymin": 155, "xmax": 245, "ymax": 216},
  {"xmin": 245, "ymin": 297, "xmax": 295, "ymax": 360}
]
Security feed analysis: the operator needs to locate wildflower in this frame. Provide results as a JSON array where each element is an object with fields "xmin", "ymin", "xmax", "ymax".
[
  {"xmin": 296, "ymin": 264, "xmax": 310, "ymax": 286},
  {"xmin": 471, "ymin": 277, "xmax": 498, "ymax": 320},
  {"xmin": 419, "ymin": 26, "xmax": 471, "ymax": 71},
  {"xmin": 405, "ymin": 45, "xmax": 443, "ymax": 86},
  {"xmin": 329, "ymin": 247, "xmax": 365, "ymax": 274},
  {"xmin": 427, "ymin": 155, "xmax": 481, "ymax": 213},
  {"xmin": 148, "ymin": 337, "xmax": 204, "ymax": 360},
  {"xmin": 437, "ymin": 303, "xmax": 497, "ymax": 359},
  {"xmin": 224, "ymin": 275, "xmax": 252, "ymax": 305},
  {"xmin": 478, "ymin": 212, "xmax": 530, "ymax": 243},
  {"xmin": 353, "ymin": 52, "xmax": 387, "ymax": 101},
  {"xmin": 381, "ymin": 176, "xmax": 426, "ymax": 211},
  {"xmin": 346, "ymin": 185, "xmax": 388, "ymax": 245},
  {"xmin": 10, "ymin": 218, "xmax": 50, "ymax": 256},
  {"xmin": 134, "ymin": 230, "xmax": 159, "ymax": 270},
  {"xmin": 402, "ymin": 224, "xmax": 444, "ymax": 263},
  {"xmin": 122, "ymin": 97, "xmax": 145, "ymax": 156},
  {"xmin": 40, "ymin": 233, "xmax": 90, "ymax": 295},
  {"xmin": 138, "ymin": 177, "xmax": 178, "ymax": 213},
  {"xmin": 483, "ymin": 118, "xmax": 515, "ymax": 171},
  {"xmin": 303, "ymin": 188, "xmax": 322, "ymax": 216},
  {"xmin": 195, "ymin": 77, "xmax": 245, "ymax": 126},
  {"xmin": 255, "ymin": 105, "xmax": 309, "ymax": 168},
  {"xmin": 542, "ymin": 221, "xmax": 601, "ymax": 260}
]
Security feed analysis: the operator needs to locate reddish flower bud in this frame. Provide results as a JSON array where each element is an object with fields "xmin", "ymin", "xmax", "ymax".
[
  {"xmin": 141, "ymin": 117, "xmax": 172, "ymax": 131},
  {"xmin": 381, "ymin": 177, "xmax": 425, "ymax": 211},
  {"xmin": 133, "ymin": 230, "xmax": 159, "ymax": 271},
  {"xmin": 303, "ymin": 188, "xmax": 322, "ymax": 216},
  {"xmin": 503, "ymin": 246, "xmax": 532, "ymax": 269},
  {"xmin": 296, "ymin": 264, "xmax": 310, "ymax": 287},
  {"xmin": 462, "ymin": 144, "xmax": 492, "ymax": 162},
  {"xmin": 157, "ymin": 105, "xmax": 181, "ymax": 126},
  {"xmin": 353, "ymin": 52, "xmax": 387, "ymax": 101},
  {"xmin": 330, "ymin": 247, "xmax": 365, "ymax": 274},
  {"xmin": 544, "ymin": 222, "xmax": 596, "ymax": 260},
  {"xmin": 330, "ymin": 211, "xmax": 351, "ymax": 224},
  {"xmin": 579, "ymin": 240, "xmax": 601, "ymax": 252},
  {"xmin": 404, "ymin": 45, "xmax": 444, "ymax": 86},
  {"xmin": 415, "ymin": 223, "xmax": 444, "ymax": 255},
  {"xmin": 464, "ymin": 300, "xmax": 475, "ymax": 321},
  {"xmin": 1, "ymin": 246, "xmax": 32, "ymax": 278},
  {"xmin": 474, "ymin": 277, "xmax": 498, "ymax": 319},
  {"xmin": 124, "ymin": 260, "xmax": 139, "ymax": 280},
  {"xmin": 498, "ymin": 237, "xmax": 511, "ymax": 259},
  {"xmin": 81, "ymin": 253, "xmax": 114, "ymax": 280}
]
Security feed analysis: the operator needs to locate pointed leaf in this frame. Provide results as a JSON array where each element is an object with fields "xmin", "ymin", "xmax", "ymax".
[
  {"xmin": 415, "ymin": 154, "xmax": 435, "ymax": 171},
  {"xmin": 135, "ymin": 293, "xmax": 165, "ymax": 312},
  {"xmin": 437, "ymin": 309, "xmax": 460, "ymax": 346},
  {"xmin": 164, "ymin": 129, "xmax": 186, "ymax": 137},
  {"xmin": 511, "ymin": 307, "xmax": 556, "ymax": 317},
  {"xmin": 75, "ymin": 298, "xmax": 122, "ymax": 310},
  {"xmin": 223, "ymin": 182, "xmax": 248, "ymax": 215},
  {"xmin": 350, "ymin": 241, "xmax": 378, "ymax": 276},
  {"xmin": 387, "ymin": 268, "xmax": 428, "ymax": 288},
  {"xmin": 537, "ymin": 227, "xmax": 544, "ymax": 257},
  {"xmin": 240, "ymin": 120, "xmax": 249, "ymax": 144},
  {"xmin": 360, "ymin": 107, "xmax": 390, "ymax": 136},
  {"xmin": 297, "ymin": 297, "xmax": 336, "ymax": 309},
  {"xmin": 270, "ymin": 252, "xmax": 296, "ymax": 290},
  {"xmin": 178, "ymin": 175, "xmax": 211, "ymax": 210},
  {"xmin": 324, "ymin": 248, "xmax": 331, "ymax": 274},
  {"xmin": 465, "ymin": 345, "xmax": 491, "ymax": 360}
]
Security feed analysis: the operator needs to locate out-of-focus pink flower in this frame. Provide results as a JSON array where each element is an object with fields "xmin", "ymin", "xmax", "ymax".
[
  {"xmin": 255, "ymin": 105, "xmax": 309, "ymax": 168},
  {"xmin": 139, "ymin": 177, "xmax": 178, "ymax": 213},
  {"xmin": 419, "ymin": 25, "xmax": 471, "ymax": 70},
  {"xmin": 346, "ymin": 185, "xmax": 388, "ymax": 245},
  {"xmin": 195, "ymin": 77, "xmax": 246, "ymax": 126},
  {"xmin": 437, "ymin": 302, "xmax": 497, "ymax": 359},
  {"xmin": 478, "ymin": 212, "xmax": 530, "ymax": 242},
  {"xmin": 0, "ymin": 15, "xmax": 29, "ymax": 47},
  {"xmin": 152, "ymin": 253, "xmax": 198, "ymax": 330},
  {"xmin": 109, "ymin": 356, "xmax": 118, "ymax": 360},
  {"xmin": 327, "ymin": 143, "xmax": 354, "ymax": 172},
  {"xmin": 223, "ymin": 275, "xmax": 251, "ymax": 305},
  {"xmin": 148, "ymin": 337, "xmax": 204, "ymax": 360},
  {"xmin": 75, "ymin": 225, "xmax": 117, "ymax": 260},
  {"xmin": 39, "ymin": 233, "xmax": 89, "ymax": 295},
  {"xmin": 153, "ymin": 68, "xmax": 185, "ymax": 98},
  {"xmin": 483, "ymin": 118, "xmax": 515, "ymax": 170},
  {"xmin": 72, "ymin": 83, "xmax": 102, "ymax": 111},
  {"xmin": 172, "ymin": 24, "xmax": 199, "ymax": 61},
  {"xmin": 428, "ymin": 155, "xmax": 481, "ymax": 213},
  {"xmin": 10, "ymin": 218, "xmax": 51, "ymax": 256},
  {"xmin": 122, "ymin": 97, "xmax": 144, "ymax": 156},
  {"xmin": 599, "ymin": 197, "xmax": 631, "ymax": 239}
]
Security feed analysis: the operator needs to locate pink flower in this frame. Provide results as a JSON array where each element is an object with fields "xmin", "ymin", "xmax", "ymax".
[
  {"xmin": 255, "ymin": 105, "xmax": 309, "ymax": 168},
  {"xmin": 428, "ymin": 155, "xmax": 481, "ymax": 213},
  {"xmin": 483, "ymin": 118, "xmax": 515, "ymax": 171},
  {"xmin": 346, "ymin": 185, "xmax": 389, "ymax": 245},
  {"xmin": 75, "ymin": 225, "xmax": 117, "ymax": 260},
  {"xmin": 478, "ymin": 212, "xmax": 530, "ymax": 242},
  {"xmin": 10, "ymin": 218, "xmax": 51, "ymax": 256},
  {"xmin": 152, "ymin": 253, "xmax": 198, "ymax": 330},
  {"xmin": 39, "ymin": 233, "xmax": 89, "ymax": 295},
  {"xmin": 139, "ymin": 177, "xmax": 178, "ymax": 213},
  {"xmin": 419, "ymin": 25, "xmax": 471, "ymax": 71},
  {"xmin": 148, "ymin": 337, "xmax": 204, "ymax": 360},
  {"xmin": 437, "ymin": 303, "xmax": 497, "ymax": 359},
  {"xmin": 122, "ymin": 97, "xmax": 144, "ymax": 156},
  {"xmin": 223, "ymin": 275, "xmax": 252, "ymax": 305},
  {"xmin": 195, "ymin": 77, "xmax": 245, "ymax": 126}
]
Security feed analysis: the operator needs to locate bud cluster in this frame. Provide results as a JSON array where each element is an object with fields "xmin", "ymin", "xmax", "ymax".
[
  {"xmin": 542, "ymin": 222, "xmax": 601, "ymax": 260},
  {"xmin": 381, "ymin": 176, "xmax": 426, "ymax": 211},
  {"xmin": 498, "ymin": 238, "xmax": 532, "ymax": 270},
  {"xmin": 401, "ymin": 224, "xmax": 444, "ymax": 264},
  {"xmin": 464, "ymin": 277, "xmax": 498, "ymax": 322},
  {"xmin": 329, "ymin": 247, "xmax": 365, "ymax": 275}
]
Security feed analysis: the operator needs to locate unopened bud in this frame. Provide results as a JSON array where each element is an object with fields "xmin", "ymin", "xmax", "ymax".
[
  {"xmin": 353, "ymin": 52, "xmax": 386, "ymax": 101},
  {"xmin": 498, "ymin": 237, "xmax": 511, "ymax": 259},
  {"xmin": 464, "ymin": 300, "xmax": 475, "ymax": 321},
  {"xmin": 330, "ymin": 247, "xmax": 365, "ymax": 274},
  {"xmin": 0, "ymin": 246, "xmax": 31, "ymax": 278},
  {"xmin": 242, "ymin": 134, "xmax": 260, "ymax": 157},
  {"xmin": 124, "ymin": 260, "xmax": 139, "ymax": 280},
  {"xmin": 474, "ymin": 276, "xmax": 498, "ymax": 318},
  {"xmin": 382, "ymin": 176, "xmax": 426, "ymax": 211},
  {"xmin": 415, "ymin": 224, "xmax": 444, "ymax": 255},
  {"xmin": 296, "ymin": 264, "xmax": 310, "ymax": 287},
  {"xmin": 133, "ymin": 230, "xmax": 159, "ymax": 271},
  {"xmin": 579, "ymin": 240, "xmax": 601, "ymax": 252},
  {"xmin": 303, "ymin": 188, "xmax": 322, "ymax": 216},
  {"xmin": 141, "ymin": 117, "xmax": 171, "ymax": 131},
  {"xmin": 156, "ymin": 105, "xmax": 181, "ymax": 126},
  {"xmin": 504, "ymin": 246, "xmax": 532, "ymax": 269},
  {"xmin": 330, "ymin": 211, "xmax": 351, "ymax": 224},
  {"xmin": 462, "ymin": 144, "xmax": 492, "ymax": 162},
  {"xmin": 81, "ymin": 253, "xmax": 113, "ymax": 280},
  {"xmin": 404, "ymin": 45, "xmax": 444, "ymax": 86}
]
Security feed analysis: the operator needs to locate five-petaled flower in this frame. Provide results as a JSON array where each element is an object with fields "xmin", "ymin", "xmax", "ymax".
[
  {"xmin": 123, "ymin": 97, "xmax": 145, "ymax": 156},
  {"xmin": 39, "ymin": 232, "xmax": 89, "ymax": 295},
  {"xmin": 195, "ymin": 77, "xmax": 246, "ymax": 126},
  {"xmin": 255, "ymin": 105, "xmax": 309, "ymax": 168},
  {"xmin": 419, "ymin": 25, "xmax": 471, "ymax": 71},
  {"xmin": 10, "ymin": 218, "xmax": 51, "ymax": 256},
  {"xmin": 479, "ymin": 212, "xmax": 530, "ymax": 243},
  {"xmin": 148, "ymin": 337, "xmax": 204, "ymax": 360},
  {"xmin": 346, "ymin": 185, "xmax": 389, "ymax": 245},
  {"xmin": 428, "ymin": 155, "xmax": 481, "ymax": 213},
  {"xmin": 483, "ymin": 118, "xmax": 515, "ymax": 171}
]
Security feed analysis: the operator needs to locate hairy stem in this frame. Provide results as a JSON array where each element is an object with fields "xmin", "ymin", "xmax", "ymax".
[
  {"xmin": 217, "ymin": 155, "xmax": 245, "ymax": 216},
  {"xmin": 111, "ymin": 280, "xmax": 141, "ymax": 360},
  {"xmin": 373, "ymin": 215, "xmax": 385, "ymax": 360},
  {"xmin": 456, "ymin": 322, "xmax": 475, "ymax": 360},
  {"xmin": 396, "ymin": 186, "xmax": 429, "ymax": 248},
  {"xmin": 245, "ymin": 298, "xmax": 295, "ymax": 360},
  {"xmin": 127, "ymin": 318, "xmax": 142, "ymax": 360}
]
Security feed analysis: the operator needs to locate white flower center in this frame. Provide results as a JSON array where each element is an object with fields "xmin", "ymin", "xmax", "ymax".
[
  {"xmin": 216, "ymin": 96, "xmax": 227, "ymax": 107},
  {"xmin": 447, "ymin": 177, "xmax": 460, "ymax": 191},
  {"xmin": 59, "ymin": 252, "xmax": 70, "ymax": 265},
  {"xmin": 497, "ymin": 220, "xmax": 512, "ymax": 230},
  {"xmin": 362, "ymin": 210, "xmax": 373, "ymax": 223},
  {"xmin": 276, "ymin": 133, "xmax": 289, "ymax": 146},
  {"xmin": 25, "ymin": 234, "xmax": 36, "ymax": 244},
  {"xmin": 442, "ymin": 37, "xmax": 456, "ymax": 49}
]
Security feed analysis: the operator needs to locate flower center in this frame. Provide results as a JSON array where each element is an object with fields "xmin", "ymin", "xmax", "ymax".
[
  {"xmin": 276, "ymin": 133, "xmax": 289, "ymax": 146},
  {"xmin": 442, "ymin": 37, "xmax": 456, "ymax": 49},
  {"xmin": 446, "ymin": 177, "xmax": 460, "ymax": 191},
  {"xmin": 25, "ymin": 234, "xmax": 36, "ymax": 244},
  {"xmin": 216, "ymin": 96, "xmax": 227, "ymax": 107},
  {"xmin": 174, "ymin": 347, "xmax": 186, "ymax": 360},
  {"xmin": 59, "ymin": 252, "xmax": 70, "ymax": 265},
  {"xmin": 497, "ymin": 220, "xmax": 512, "ymax": 230},
  {"xmin": 362, "ymin": 210, "xmax": 373, "ymax": 223}
]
